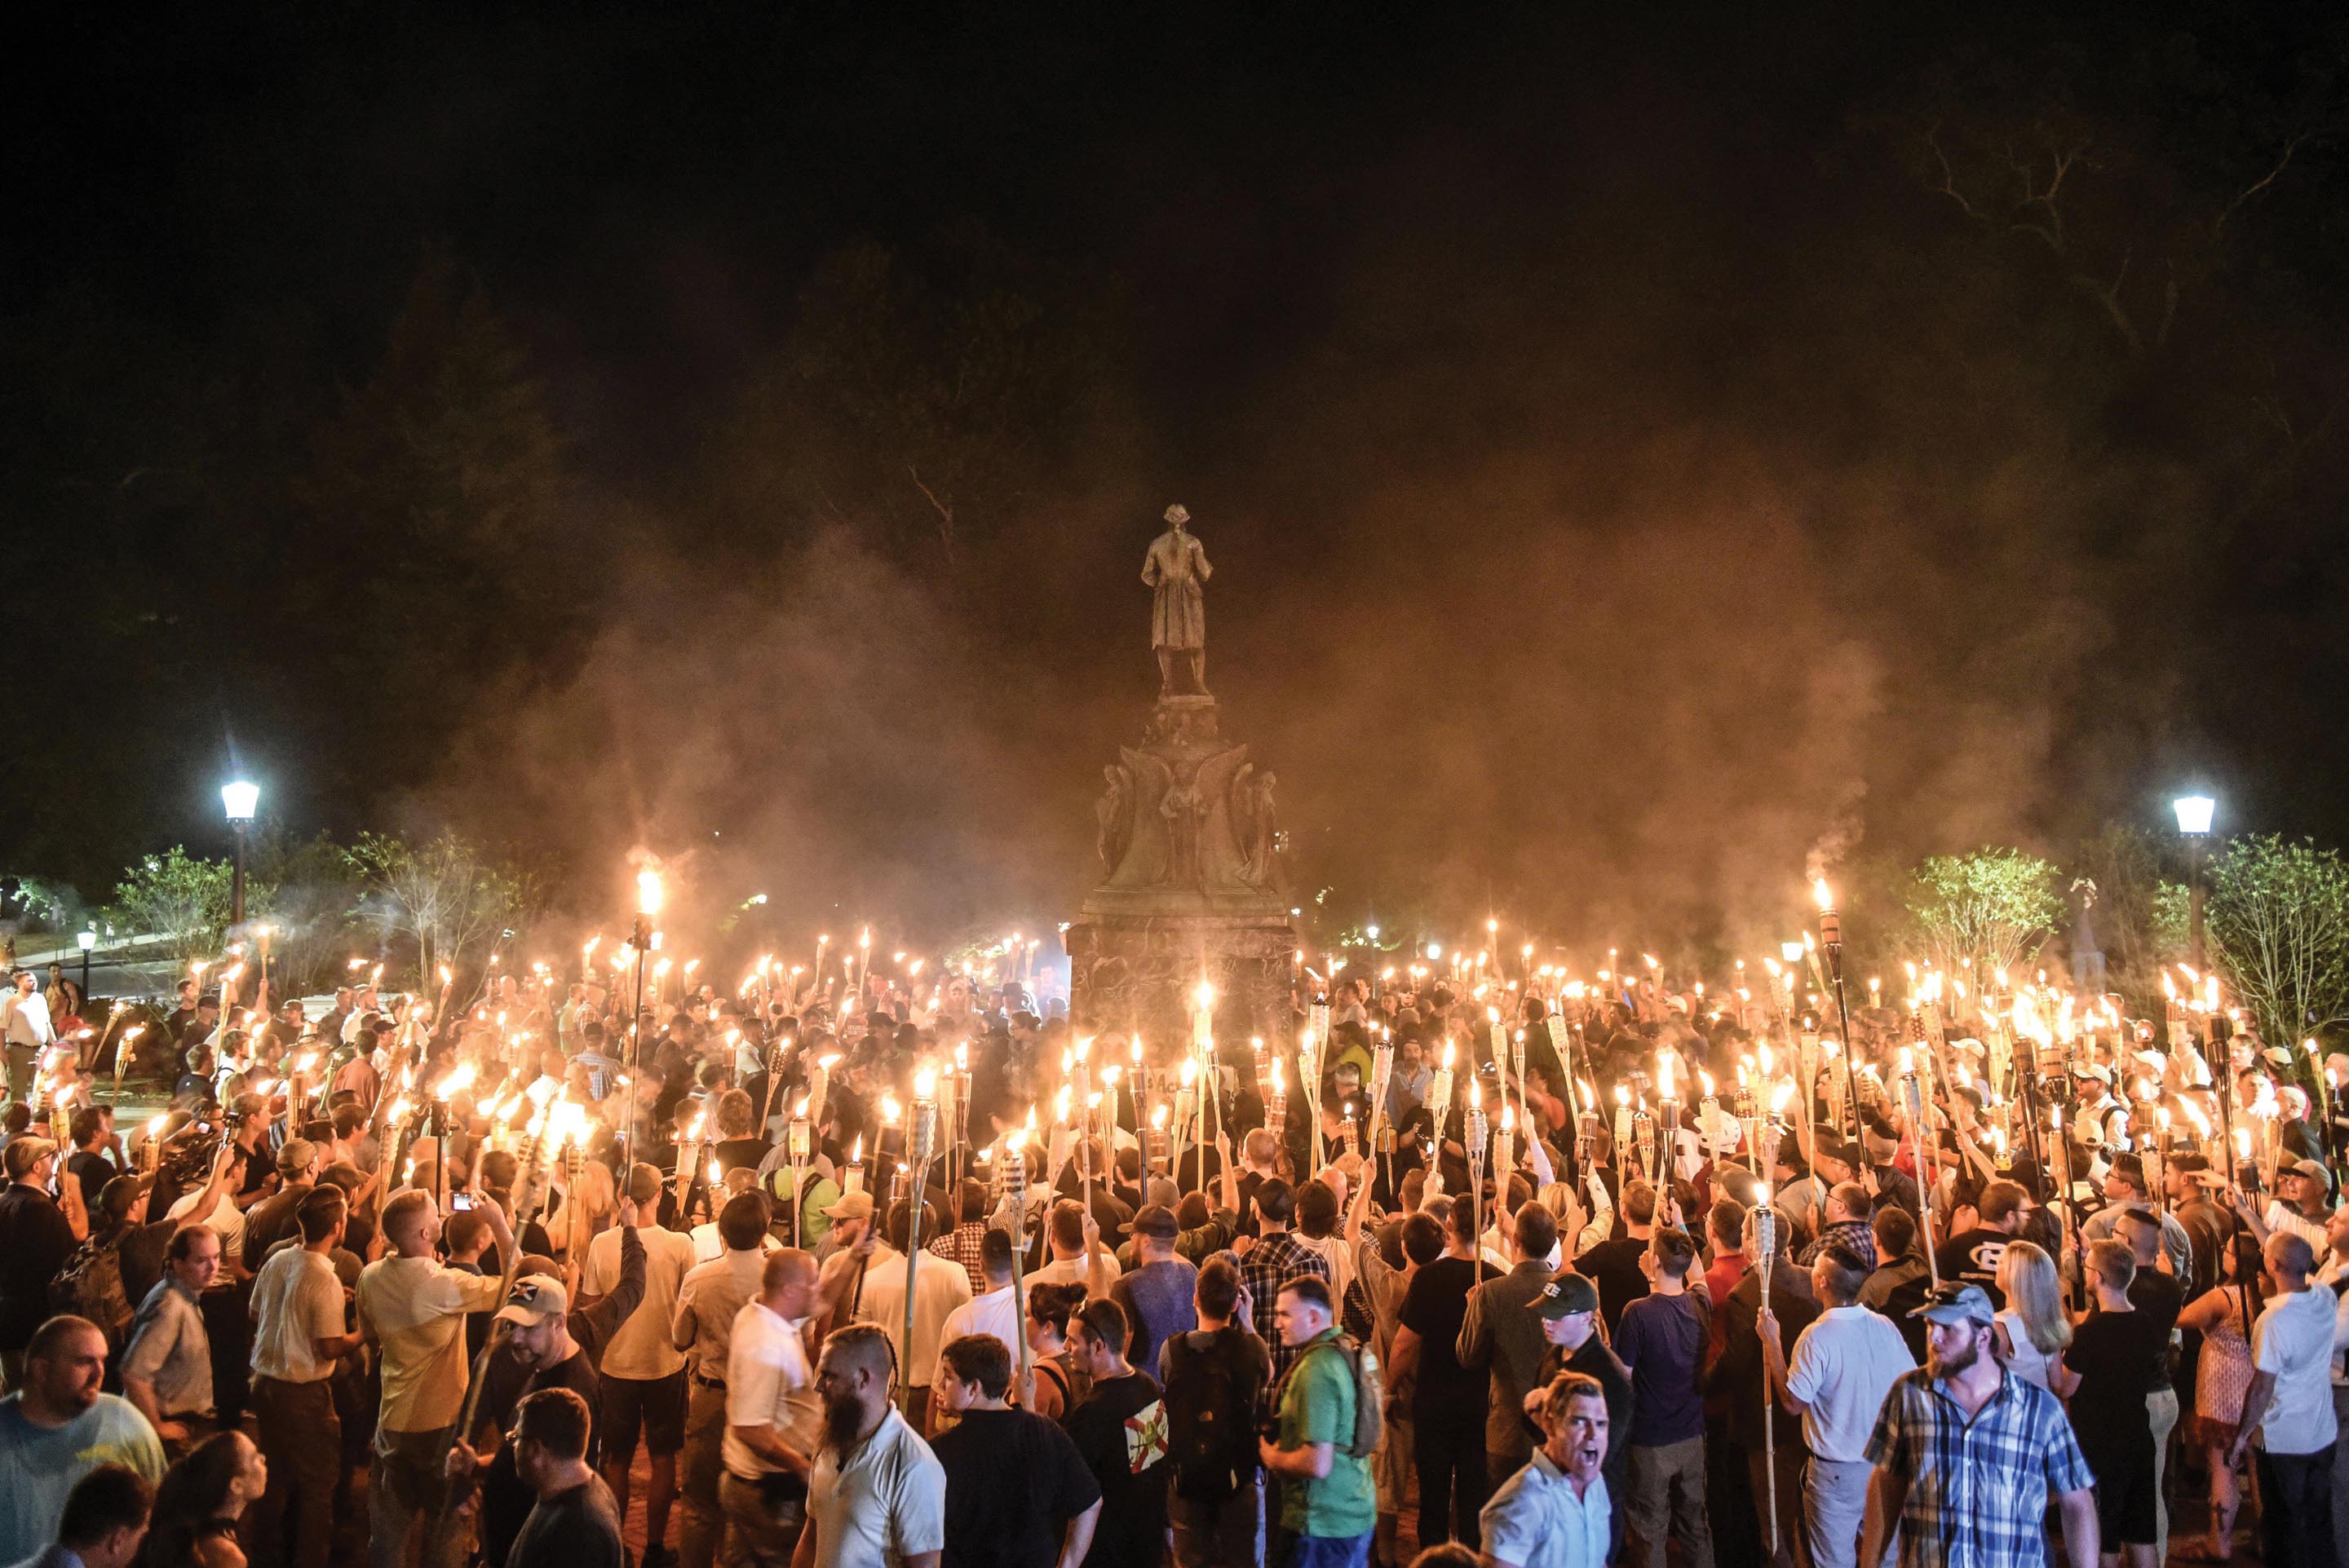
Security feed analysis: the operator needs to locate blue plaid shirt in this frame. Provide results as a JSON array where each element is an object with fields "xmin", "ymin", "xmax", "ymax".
[{"xmin": 1865, "ymin": 1364, "xmax": 2094, "ymax": 1568}]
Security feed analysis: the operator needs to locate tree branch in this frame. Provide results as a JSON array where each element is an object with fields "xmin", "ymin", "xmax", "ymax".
[{"xmin": 2214, "ymin": 134, "xmax": 2307, "ymax": 241}]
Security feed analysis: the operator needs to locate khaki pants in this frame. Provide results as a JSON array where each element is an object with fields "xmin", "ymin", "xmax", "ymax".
[
  {"xmin": 369, "ymin": 1424, "xmax": 464, "ymax": 1568},
  {"xmin": 719, "ymin": 1470, "xmax": 804, "ymax": 1568},
  {"xmin": 679, "ymin": 1382, "xmax": 728, "ymax": 1568},
  {"xmin": 1627, "ymin": 1436, "xmax": 1713, "ymax": 1568}
]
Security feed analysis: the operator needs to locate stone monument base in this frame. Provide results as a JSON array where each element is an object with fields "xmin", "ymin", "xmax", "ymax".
[{"xmin": 1065, "ymin": 913, "xmax": 1296, "ymax": 1046}]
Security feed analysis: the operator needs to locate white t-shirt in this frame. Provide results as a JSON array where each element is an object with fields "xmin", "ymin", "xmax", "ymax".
[
  {"xmin": 2250, "ymin": 1284, "xmax": 2342, "ymax": 1455},
  {"xmin": 2263, "ymin": 1199, "xmax": 2329, "ymax": 1256},
  {"xmin": 723, "ymin": 1301, "xmax": 821, "ymax": 1479},
  {"xmin": 167, "ymin": 1186, "xmax": 246, "ymax": 1253},
  {"xmin": 937, "ymin": 1283, "xmax": 1024, "ymax": 1368},
  {"xmin": 1785, "ymin": 1304, "xmax": 1918, "ymax": 1462},
  {"xmin": 586, "ymin": 1221, "xmax": 700, "ymax": 1380},
  {"xmin": 250, "ymin": 1247, "xmax": 346, "ymax": 1384},
  {"xmin": 807, "ymin": 1407, "xmax": 946, "ymax": 1568},
  {"xmin": 691, "ymin": 1221, "xmax": 781, "ymax": 1264},
  {"xmin": 357, "ymin": 1254, "xmax": 504, "ymax": 1432},
  {"xmin": 853, "ymin": 1244, "xmax": 973, "ymax": 1389}
]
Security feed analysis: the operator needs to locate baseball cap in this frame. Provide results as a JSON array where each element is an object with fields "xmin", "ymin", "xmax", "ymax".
[
  {"xmin": 276, "ymin": 1137, "xmax": 319, "ymax": 1177},
  {"xmin": 821, "ymin": 1189, "xmax": 874, "ymax": 1222},
  {"xmin": 2, "ymin": 1137, "xmax": 58, "ymax": 1181},
  {"xmin": 494, "ymin": 1274, "xmax": 568, "ymax": 1327},
  {"xmin": 2287, "ymin": 1157, "xmax": 2332, "ymax": 1190},
  {"xmin": 1909, "ymin": 1282, "xmax": 1995, "ymax": 1327},
  {"xmin": 1133, "ymin": 1204, "xmax": 1179, "ymax": 1239},
  {"xmin": 1528, "ymin": 1270, "xmax": 1600, "ymax": 1321}
]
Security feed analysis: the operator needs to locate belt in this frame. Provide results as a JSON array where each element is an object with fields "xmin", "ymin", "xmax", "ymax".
[{"xmin": 692, "ymin": 1372, "xmax": 727, "ymax": 1391}]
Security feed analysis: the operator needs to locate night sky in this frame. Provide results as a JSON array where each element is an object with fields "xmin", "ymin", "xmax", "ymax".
[{"xmin": 8, "ymin": 8, "xmax": 2347, "ymax": 950}]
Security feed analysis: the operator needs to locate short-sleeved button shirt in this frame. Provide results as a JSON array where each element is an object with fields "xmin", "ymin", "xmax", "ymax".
[
  {"xmin": 1479, "ymin": 1450, "xmax": 1610, "ymax": 1568},
  {"xmin": 1864, "ymin": 1366, "xmax": 2094, "ymax": 1568},
  {"xmin": 358, "ymin": 1254, "xmax": 507, "ymax": 1432},
  {"xmin": 1277, "ymin": 1329, "xmax": 1377, "ymax": 1539}
]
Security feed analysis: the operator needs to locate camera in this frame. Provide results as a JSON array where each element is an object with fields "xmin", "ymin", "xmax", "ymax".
[{"xmin": 450, "ymin": 1193, "xmax": 475, "ymax": 1211}]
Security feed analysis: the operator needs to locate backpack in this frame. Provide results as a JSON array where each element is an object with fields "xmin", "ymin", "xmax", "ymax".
[
  {"xmin": 50, "ymin": 1235, "xmax": 134, "ymax": 1354},
  {"xmin": 1161, "ymin": 1327, "xmax": 1261, "ymax": 1502},
  {"xmin": 1287, "ymin": 1332, "xmax": 1385, "ymax": 1460}
]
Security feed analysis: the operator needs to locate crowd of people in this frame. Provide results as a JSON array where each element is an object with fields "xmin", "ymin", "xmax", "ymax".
[{"xmin": 0, "ymin": 938, "xmax": 2344, "ymax": 1568}]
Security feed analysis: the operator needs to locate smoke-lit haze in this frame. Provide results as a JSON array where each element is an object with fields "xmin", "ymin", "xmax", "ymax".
[{"xmin": 12, "ymin": 9, "xmax": 2336, "ymax": 956}]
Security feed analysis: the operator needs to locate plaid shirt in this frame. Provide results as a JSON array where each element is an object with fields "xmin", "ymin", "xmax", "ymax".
[
  {"xmin": 929, "ymin": 1221, "xmax": 989, "ymax": 1296},
  {"xmin": 1236, "ymin": 1230, "xmax": 1334, "ymax": 1384},
  {"xmin": 1865, "ymin": 1365, "xmax": 2093, "ymax": 1568}
]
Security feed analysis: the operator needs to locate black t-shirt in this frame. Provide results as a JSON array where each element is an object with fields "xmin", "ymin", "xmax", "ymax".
[
  {"xmin": 714, "ymin": 1137, "xmax": 768, "ymax": 1176},
  {"xmin": 0, "ymin": 1186, "xmax": 77, "ymax": 1349},
  {"xmin": 66, "ymin": 1151, "xmax": 117, "ymax": 1205},
  {"xmin": 2124, "ymin": 1272, "xmax": 2185, "ymax": 1393},
  {"xmin": 1572, "ymin": 1238, "xmax": 1652, "ymax": 1333},
  {"xmin": 1933, "ymin": 1230, "xmax": 2013, "ymax": 1308},
  {"xmin": 2065, "ymin": 1307, "xmax": 2169, "ymax": 1462},
  {"xmin": 482, "ymin": 1347, "xmax": 604, "ymax": 1567},
  {"xmin": 1398, "ymin": 1257, "xmax": 1499, "ymax": 1423},
  {"xmin": 508, "ymin": 1477, "xmax": 626, "ymax": 1568},
  {"xmin": 932, "ymin": 1407, "xmax": 1103, "ymax": 1568},
  {"xmin": 1064, "ymin": 1371, "xmax": 1170, "ymax": 1568}
]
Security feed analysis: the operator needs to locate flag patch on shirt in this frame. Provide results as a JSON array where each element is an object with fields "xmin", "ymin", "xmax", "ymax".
[{"xmin": 1126, "ymin": 1398, "xmax": 1169, "ymax": 1474}]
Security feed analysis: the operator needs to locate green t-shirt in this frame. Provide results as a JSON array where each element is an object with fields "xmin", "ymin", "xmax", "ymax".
[{"xmin": 1276, "ymin": 1329, "xmax": 1377, "ymax": 1539}]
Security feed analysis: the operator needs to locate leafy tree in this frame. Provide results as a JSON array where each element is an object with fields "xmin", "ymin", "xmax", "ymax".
[
  {"xmin": 1903, "ymin": 847, "xmax": 2063, "ymax": 983},
  {"xmin": 101, "ymin": 848, "xmax": 256, "ymax": 965},
  {"xmin": 2205, "ymin": 833, "xmax": 2349, "ymax": 1051},
  {"xmin": 346, "ymin": 832, "xmax": 541, "ymax": 987}
]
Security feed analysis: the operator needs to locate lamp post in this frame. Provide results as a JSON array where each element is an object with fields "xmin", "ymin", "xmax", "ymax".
[
  {"xmin": 76, "ymin": 930, "xmax": 95, "ymax": 998},
  {"xmin": 2174, "ymin": 794, "xmax": 2215, "ymax": 970},
  {"xmin": 221, "ymin": 781, "xmax": 259, "ymax": 928}
]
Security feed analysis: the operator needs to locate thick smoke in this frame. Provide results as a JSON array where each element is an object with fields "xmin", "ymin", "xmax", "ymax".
[{"xmin": 405, "ymin": 20, "xmax": 2228, "ymax": 961}]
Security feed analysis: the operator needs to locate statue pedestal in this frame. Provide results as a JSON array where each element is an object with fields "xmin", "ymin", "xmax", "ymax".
[{"xmin": 1068, "ymin": 694, "xmax": 1294, "ymax": 1043}]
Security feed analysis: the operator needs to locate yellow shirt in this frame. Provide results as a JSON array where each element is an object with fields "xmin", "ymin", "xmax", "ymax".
[{"xmin": 357, "ymin": 1255, "xmax": 503, "ymax": 1432}]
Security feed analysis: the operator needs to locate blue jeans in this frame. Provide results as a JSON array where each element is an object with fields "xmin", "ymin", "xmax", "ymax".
[{"xmin": 1288, "ymin": 1530, "xmax": 1371, "ymax": 1568}]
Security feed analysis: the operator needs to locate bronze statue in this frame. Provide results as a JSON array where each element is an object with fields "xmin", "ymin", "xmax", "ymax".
[{"xmin": 1142, "ymin": 503, "xmax": 1211, "ymax": 696}]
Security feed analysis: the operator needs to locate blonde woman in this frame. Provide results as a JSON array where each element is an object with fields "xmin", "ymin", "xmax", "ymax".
[
  {"xmin": 549, "ymin": 1156, "xmax": 615, "ymax": 1285},
  {"xmin": 1991, "ymin": 1239, "xmax": 2069, "ymax": 1389}
]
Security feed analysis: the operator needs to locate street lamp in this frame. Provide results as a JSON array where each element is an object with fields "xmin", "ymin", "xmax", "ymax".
[
  {"xmin": 2174, "ymin": 794, "xmax": 2215, "ymax": 970},
  {"xmin": 75, "ymin": 930, "xmax": 95, "ymax": 997},
  {"xmin": 221, "ymin": 780, "xmax": 259, "ymax": 927}
]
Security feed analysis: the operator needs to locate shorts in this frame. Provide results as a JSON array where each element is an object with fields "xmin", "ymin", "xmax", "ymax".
[
  {"xmin": 603, "ymin": 1368, "xmax": 688, "ymax": 1458},
  {"xmin": 2089, "ymin": 1446, "xmax": 2159, "ymax": 1547}
]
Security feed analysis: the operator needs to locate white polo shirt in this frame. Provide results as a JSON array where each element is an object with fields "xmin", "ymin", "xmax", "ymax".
[
  {"xmin": 722, "ymin": 1300, "xmax": 821, "ymax": 1478},
  {"xmin": 807, "ymin": 1407, "xmax": 945, "ymax": 1568},
  {"xmin": 2250, "ymin": 1284, "xmax": 2342, "ymax": 1455},
  {"xmin": 1785, "ymin": 1304, "xmax": 1918, "ymax": 1462},
  {"xmin": 250, "ymin": 1246, "xmax": 346, "ymax": 1384}
]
